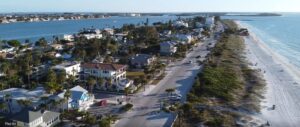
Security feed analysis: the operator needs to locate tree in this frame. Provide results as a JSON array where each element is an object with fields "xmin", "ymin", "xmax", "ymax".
[
  {"xmin": 47, "ymin": 70, "xmax": 57, "ymax": 83},
  {"xmin": 87, "ymin": 77, "xmax": 96, "ymax": 92},
  {"xmin": 4, "ymin": 94, "xmax": 12, "ymax": 114},
  {"xmin": 56, "ymin": 71, "xmax": 66, "ymax": 84},
  {"xmin": 165, "ymin": 88, "xmax": 176, "ymax": 97},
  {"xmin": 7, "ymin": 40, "xmax": 21, "ymax": 47},
  {"xmin": 35, "ymin": 38, "xmax": 48, "ymax": 48},
  {"xmin": 124, "ymin": 87, "xmax": 131, "ymax": 104},
  {"xmin": 99, "ymin": 118, "xmax": 111, "ymax": 127},
  {"xmin": 64, "ymin": 89, "xmax": 71, "ymax": 111},
  {"xmin": 0, "ymin": 102, "xmax": 7, "ymax": 112}
]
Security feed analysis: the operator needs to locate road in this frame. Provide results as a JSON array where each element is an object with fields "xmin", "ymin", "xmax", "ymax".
[{"xmin": 114, "ymin": 38, "xmax": 216, "ymax": 127}]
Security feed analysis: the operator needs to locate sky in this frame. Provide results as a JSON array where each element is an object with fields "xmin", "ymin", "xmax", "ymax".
[{"xmin": 0, "ymin": 0, "xmax": 299, "ymax": 13}]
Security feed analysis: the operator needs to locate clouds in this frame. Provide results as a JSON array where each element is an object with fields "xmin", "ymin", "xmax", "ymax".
[{"xmin": 0, "ymin": 0, "xmax": 299, "ymax": 12}]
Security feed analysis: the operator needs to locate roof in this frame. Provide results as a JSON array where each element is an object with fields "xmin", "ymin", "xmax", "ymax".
[
  {"xmin": 130, "ymin": 54, "xmax": 153, "ymax": 63},
  {"xmin": 81, "ymin": 63, "xmax": 126, "ymax": 71},
  {"xmin": 53, "ymin": 61, "xmax": 79, "ymax": 69},
  {"xmin": 43, "ymin": 111, "xmax": 60, "ymax": 123},
  {"xmin": 11, "ymin": 109, "xmax": 60, "ymax": 123},
  {"xmin": 0, "ymin": 87, "xmax": 47, "ymax": 102},
  {"xmin": 70, "ymin": 85, "xmax": 88, "ymax": 100},
  {"xmin": 11, "ymin": 109, "xmax": 43, "ymax": 123},
  {"xmin": 160, "ymin": 41, "xmax": 177, "ymax": 47}
]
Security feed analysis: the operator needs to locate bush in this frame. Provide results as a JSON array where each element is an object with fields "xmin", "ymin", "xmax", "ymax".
[
  {"xmin": 121, "ymin": 103, "xmax": 133, "ymax": 112},
  {"xmin": 99, "ymin": 118, "xmax": 111, "ymax": 127}
]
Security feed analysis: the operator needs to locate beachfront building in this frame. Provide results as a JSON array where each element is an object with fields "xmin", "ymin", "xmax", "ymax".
[
  {"xmin": 55, "ymin": 85, "xmax": 94, "ymax": 111},
  {"xmin": 160, "ymin": 41, "xmax": 177, "ymax": 56},
  {"xmin": 52, "ymin": 61, "xmax": 81, "ymax": 78},
  {"xmin": 0, "ymin": 45, "xmax": 15, "ymax": 53},
  {"xmin": 7, "ymin": 109, "xmax": 60, "ymax": 127},
  {"xmin": 78, "ymin": 28, "xmax": 102, "ymax": 40}
]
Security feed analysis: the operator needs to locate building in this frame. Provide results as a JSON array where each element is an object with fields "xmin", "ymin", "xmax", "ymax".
[
  {"xmin": 174, "ymin": 34, "xmax": 193, "ymax": 44},
  {"xmin": 0, "ymin": 45, "xmax": 15, "ymax": 53},
  {"xmin": 104, "ymin": 28, "xmax": 115, "ymax": 35},
  {"xmin": 130, "ymin": 54, "xmax": 156, "ymax": 68},
  {"xmin": 160, "ymin": 41, "xmax": 177, "ymax": 56},
  {"xmin": 7, "ymin": 109, "xmax": 60, "ymax": 127},
  {"xmin": 205, "ymin": 17, "xmax": 215, "ymax": 29},
  {"xmin": 0, "ymin": 87, "xmax": 50, "ymax": 114},
  {"xmin": 81, "ymin": 63, "xmax": 127, "ymax": 82},
  {"xmin": 78, "ymin": 28, "xmax": 102, "ymax": 40},
  {"xmin": 81, "ymin": 63, "xmax": 132, "ymax": 90},
  {"xmin": 50, "ymin": 44, "xmax": 63, "ymax": 50},
  {"xmin": 52, "ymin": 62, "xmax": 80, "ymax": 78},
  {"xmin": 61, "ymin": 34, "xmax": 74, "ymax": 41},
  {"xmin": 173, "ymin": 20, "xmax": 189, "ymax": 28},
  {"xmin": 55, "ymin": 85, "xmax": 94, "ymax": 111}
]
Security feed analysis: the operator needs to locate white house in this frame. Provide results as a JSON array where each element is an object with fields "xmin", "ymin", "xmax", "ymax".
[
  {"xmin": 160, "ymin": 41, "xmax": 177, "ymax": 56},
  {"xmin": 78, "ymin": 28, "xmax": 102, "ymax": 40},
  {"xmin": 104, "ymin": 28, "xmax": 115, "ymax": 35},
  {"xmin": 205, "ymin": 17, "xmax": 215, "ymax": 29},
  {"xmin": 0, "ymin": 45, "xmax": 15, "ymax": 53},
  {"xmin": 50, "ymin": 44, "xmax": 63, "ymax": 50},
  {"xmin": 52, "ymin": 62, "xmax": 80, "ymax": 78},
  {"xmin": 8, "ymin": 109, "xmax": 60, "ymax": 127},
  {"xmin": 81, "ymin": 63, "xmax": 127, "ymax": 82},
  {"xmin": 55, "ymin": 85, "xmax": 94, "ymax": 111},
  {"xmin": 174, "ymin": 34, "xmax": 193, "ymax": 44},
  {"xmin": 62, "ymin": 34, "xmax": 74, "ymax": 41},
  {"xmin": 173, "ymin": 20, "xmax": 189, "ymax": 28},
  {"xmin": 81, "ymin": 63, "xmax": 132, "ymax": 90}
]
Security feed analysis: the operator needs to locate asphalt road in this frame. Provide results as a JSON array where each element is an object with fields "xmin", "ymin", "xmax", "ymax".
[{"xmin": 114, "ymin": 38, "xmax": 216, "ymax": 127}]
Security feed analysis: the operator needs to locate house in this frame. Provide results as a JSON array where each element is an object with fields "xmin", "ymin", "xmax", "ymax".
[
  {"xmin": 61, "ymin": 34, "xmax": 74, "ymax": 41},
  {"xmin": 81, "ymin": 63, "xmax": 132, "ymax": 90},
  {"xmin": 50, "ymin": 44, "xmax": 63, "ymax": 50},
  {"xmin": 52, "ymin": 62, "xmax": 80, "ymax": 78},
  {"xmin": 104, "ymin": 28, "xmax": 115, "ymax": 35},
  {"xmin": 7, "ymin": 108, "xmax": 60, "ymax": 127},
  {"xmin": 81, "ymin": 63, "xmax": 127, "ymax": 82},
  {"xmin": 205, "ymin": 17, "xmax": 215, "ymax": 29},
  {"xmin": 55, "ymin": 85, "xmax": 94, "ymax": 111},
  {"xmin": 160, "ymin": 41, "xmax": 177, "ymax": 56},
  {"xmin": 173, "ymin": 20, "xmax": 189, "ymax": 28},
  {"xmin": 174, "ymin": 34, "xmax": 193, "ymax": 44},
  {"xmin": 0, "ymin": 87, "xmax": 50, "ymax": 114},
  {"xmin": 130, "ymin": 54, "xmax": 156, "ymax": 68},
  {"xmin": 0, "ymin": 45, "xmax": 15, "ymax": 53},
  {"xmin": 78, "ymin": 28, "xmax": 102, "ymax": 40}
]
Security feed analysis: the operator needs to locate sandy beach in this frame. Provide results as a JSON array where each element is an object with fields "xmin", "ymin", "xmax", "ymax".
[{"xmin": 237, "ymin": 21, "xmax": 300, "ymax": 127}]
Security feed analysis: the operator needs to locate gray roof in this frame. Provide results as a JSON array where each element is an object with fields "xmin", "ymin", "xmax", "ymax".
[
  {"xmin": 11, "ymin": 109, "xmax": 43, "ymax": 123},
  {"xmin": 43, "ymin": 111, "xmax": 60, "ymax": 123},
  {"xmin": 11, "ymin": 109, "xmax": 60, "ymax": 123},
  {"xmin": 160, "ymin": 41, "xmax": 177, "ymax": 47},
  {"xmin": 130, "ymin": 54, "xmax": 153, "ymax": 63}
]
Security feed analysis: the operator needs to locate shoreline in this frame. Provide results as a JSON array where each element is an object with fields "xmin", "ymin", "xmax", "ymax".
[{"xmin": 236, "ymin": 21, "xmax": 300, "ymax": 126}]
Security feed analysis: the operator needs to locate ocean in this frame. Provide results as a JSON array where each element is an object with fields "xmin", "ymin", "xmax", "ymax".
[
  {"xmin": 0, "ymin": 15, "xmax": 183, "ymax": 42},
  {"xmin": 224, "ymin": 13, "xmax": 300, "ymax": 70}
]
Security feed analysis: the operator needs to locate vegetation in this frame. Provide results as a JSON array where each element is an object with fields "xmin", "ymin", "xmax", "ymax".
[
  {"xmin": 120, "ymin": 103, "xmax": 133, "ymax": 112},
  {"xmin": 175, "ymin": 20, "xmax": 266, "ymax": 127}
]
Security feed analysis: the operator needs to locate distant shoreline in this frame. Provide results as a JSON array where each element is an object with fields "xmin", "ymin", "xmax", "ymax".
[{"xmin": 226, "ymin": 13, "xmax": 282, "ymax": 17}]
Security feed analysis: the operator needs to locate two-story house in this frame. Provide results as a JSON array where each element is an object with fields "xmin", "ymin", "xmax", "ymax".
[
  {"xmin": 160, "ymin": 41, "xmax": 177, "ymax": 56},
  {"xmin": 8, "ymin": 109, "xmax": 60, "ymax": 127},
  {"xmin": 129, "ymin": 54, "xmax": 156, "ymax": 68},
  {"xmin": 52, "ymin": 62, "xmax": 80, "ymax": 78}
]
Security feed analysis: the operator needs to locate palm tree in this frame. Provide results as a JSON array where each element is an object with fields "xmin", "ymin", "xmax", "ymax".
[
  {"xmin": 64, "ymin": 89, "xmax": 71, "ymax": 111},
  {"xmin": 0, "ymin": 102, "xmax": 7, "ymax": 112},
  {"xmin": 124, "ymin": 87, "xmax": 131, "ymax": 104},
  {"xmin": 165, "ymin": 88, "xmax": 175, "ymax": 97},
  {"xmin": 4, "ymin": 94, "xmax": 12, "ymax": 113},
  {"xmin": 87, "ymin": 77, "xmax": 96, "ymax": 92}
]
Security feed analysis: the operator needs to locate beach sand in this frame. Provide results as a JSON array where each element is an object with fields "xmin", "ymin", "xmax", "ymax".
[{"xmin": 237, "ymin": 21, "xmax": 300, "ymax": 127}]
